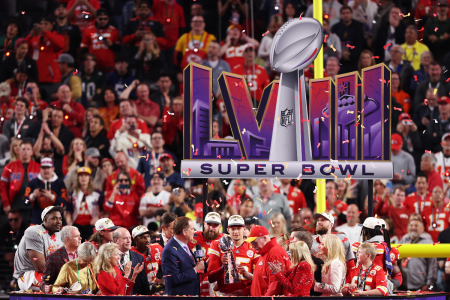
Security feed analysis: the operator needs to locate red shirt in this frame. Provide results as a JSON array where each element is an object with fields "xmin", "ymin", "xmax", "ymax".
[
  {"xmin": 326, "ymin": 200, "xmax": 348, "ymax": 226},
  {"xmin": 403, "ymin": 192, "xmax": 432, "ymax": 214},
  {"xmin": 133, "ymin": 99, "xmax": 160, "ymax": 133},
  {"xmin": 103, "ymin": 190, "xmax": 140, "ymax": 229},
  {"xmin": 421, "ymin": 204, "xmax": 450, "ymax": 242},
  {"xmin": 415, "ymin": 0, "xmax": 450, "ymax": 20},
  {"xmin": 29, "ymin": 100, "xmax": 48, "ymax": 119},
  {"xmin": 221, "ymin": 43, "xmax": 246, "ymax": 69},
  {"xmin": 344, "ymin": 265, "xmax": 389, "ymax": 296},
  {"xmin": 105, "ymin": 168, "xmax": 146, "ymax": 198},
  {"xmin": 73, "ymin": 195, "xmax": 91, "ymax": 226},
  {"xmin": 426, "ymin": 170, "xmax": 444, "ymax": 193},
  {"xmin": 97, "ymin": 266, "xmax": 134, "ymax": 295},
  {"xmin": 275, "ymin": 185, "xmax": 307, "ymax": 217},
  {"xmin": 376, "ymin": 201, "xmax": 413, "ymax": 239},
  {"xmin": 67, "ymin": 0, "xmax": 101, "ymax": 33},
  {"xmin": 130, "ymin": 244, "xmax": 163, "ymax": 284},
  {"xmin": 107, "ymin": 118, "xmax": 150, "ymax": 140},
  {"xmin": 81, "ymin": 25, "xmax": 120, "ymax": 73},
  {"xmin": 152, "ymin": 1, "xmax": 186, "ymax": 49},
  {"xmin": 232, "ymin": 63, "xmax": 270, "ymax": 101},
  {"xmin": 50, "ymin": 100, "xmax": 86, "ymax": 138},
  {"xmin": 208, "ymin": 240, "xmax": 257, "ymax": 294},
  {"xmin": 352, "ymin": 242, "xmax": 400, "ymax": 275},
  {"xmin": 162, "ymin": 109, "xmax": 182, "ymax": 146},
  {"xmin": 188, "ymin": 231, "xmax": 224, "ymax": 296}
]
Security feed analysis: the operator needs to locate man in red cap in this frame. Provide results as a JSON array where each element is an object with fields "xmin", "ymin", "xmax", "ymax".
[
  {"xmin": 159, "ymin": 153, "xmax": 184, "ymax": 192},
  {"xmin": 235, "ymin": 225, "xmax": 290, "ymax": 296},
  {"xmin": 426, "ymin": 95, "xmax": 450, "ymax": 153},
  {"xmin": 391, "ymin": 133, "xmax": 416, "ymax": 190}
]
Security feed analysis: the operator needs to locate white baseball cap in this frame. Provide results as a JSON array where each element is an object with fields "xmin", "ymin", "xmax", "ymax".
[
  {"xmin": 132, "ymin": 225, "xmax": 153, "ymax": 239},
  {"xmin": 41, "ymin": 205, "xmax": 64, "ymax": 221},
  {"xmin": 205, "ymin": 212, "xmax": 221, "ymax": 224},
  {"xmin": 40, "ymin": 158, "xmax": 54, "ymax": 168},
  {"xmin": 313, "ymin": 211, "xmax": 334, "ymax": 224},
  {"xmin": 228, "ymin": 215, "xmax": 245, "ymax": 226},
  {"xmin": 95, "ymin": 218, "xmax": 119, "ymax": 231},
  {"xmin": 362, "ymin": 217, "xmax": 384, "ymax": 230}
]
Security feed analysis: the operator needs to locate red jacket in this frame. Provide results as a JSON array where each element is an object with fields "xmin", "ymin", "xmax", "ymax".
[
  {"xmin": 0, "ymin": 160, "xmax": 40, "ymax": 207},
  {"xmin": 26, "ymin": 31, "xmax": 64, "ymax": 83},
  {"xmin": 103, "ymin": 190, "xmax": 140, "ymax": 229},
  {"xmin": 97, "ymin": 266, "xmax": 134, "ymax": 295},
  {"xmin": 274, "ymin": 261, "xmax": 314, "ymax": 296},
  {"xmin": 250, "ymin": 238, "xmax": 291, "ymax": 296},
  {"xmin": 50, "ymin": 100, "xmax": 86, "ymax": 138},
  {"xmin": 107, "ymin": 118, "xmax": 149, "ymax": 140}
]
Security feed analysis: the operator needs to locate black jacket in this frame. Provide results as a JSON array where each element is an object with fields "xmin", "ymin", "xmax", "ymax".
[
  {"xmin": 84, "ymin": 131, "xmax": 110, "ymax": 159},
  {"xmin": 0, "ymin": 55, "xmax": 39, "ymax": 82},
  {"xmin": 413, "ymin": 78, "xmax": 450, "ymax": 109},
  {"xmin": 373, "ymin": 21, "xmax": 406, "ymax": 63},
  {"xmin": 151, "ymin": 234, "xmax": 165, "ymax": 248},
  {"xmin": 413, "ymin": 104, "xmax": 440, "ymax": 133},
  {"xmin": 331, "ymin": 19, "xmax": 365, "ymax": 73},
  {"xmin": 2, "ymin": 116, "xmax": 34, "ymax": 141},
  {"xmin": 386, "ymin": 60, "xmax": 414, "ymax": 95},
  {"xmin": 54, "ymin": 21, "xmax": 82, "ymax": 64},
  {"xmin": 127, "ymin": 250, "xmax": 151, "ymax": 295},
  {"xmin": 426, "ymin": 115, "xmax": 450, "ymax": 152}
]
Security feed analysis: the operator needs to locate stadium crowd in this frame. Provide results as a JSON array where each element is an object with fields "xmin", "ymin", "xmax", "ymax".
[{"xmin": 0, "ymin": 0, "xmax": 450, "ymax": 296}]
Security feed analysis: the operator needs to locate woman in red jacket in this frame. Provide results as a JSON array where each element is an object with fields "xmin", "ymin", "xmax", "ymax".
[
  {"xmin": 268, "ymin": 241, "xmax": 315, "ymax": 296},
  {"xmin": 93, "ymin": 243, "xmax": 144, "ymax": 295},
  {"xmin": 103, "ymin": 170, "xmax": 140, "ymax": 230}
]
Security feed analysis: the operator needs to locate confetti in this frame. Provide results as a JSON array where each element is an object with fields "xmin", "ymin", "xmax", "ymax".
[
  {"xmin": 330, "ymin": 173, "xmax": 337, "ymax": 179},
  {"xmin": 33, "ymin": 258, "xmax": 38, "ymax": 261},
  {"xmin": 346, "ymin": 44, "xmax": 355, "ymax": 49},
  {"xmin": 347, "ymin": 110, "xmax": 354, "ymax": 114},
  {"xmin": 296, "ymin": 173, "xmax": 302, "ymax": 180},
  {"xmin": 284, "ymin": 162, "xmax": 288, "ymax": 168},
  {"xmin": 116, "ymin": 201, "xmax": 124, "ymax": 205},
  {"xmin": 239, "ymin": 156, "xmax": 245, "ymax": 161},
  {"xmin": 435, "ymin": 27, "xmax": 438, "ymax": 32},
  {"xmin": 342, "ymin": 139, "xmax": 349, "ymax": 144},
  {"xmin": 330, "ymin": 45, "xmax": 336, "ymax": 52},
  {"xmin": 313, "ymin": 186, "xmax": 317, "ymax": 193},
  {"xmin": 223, "ymin": 180, "xmax": 229, "ymax": 185},
  {"xmin": 394, "ymin": 107, "xmax": 402, "ymax": 111},
  {"xmin": 217, "ymin": 155, "xmax": 221, "ymax": 159},
  {"xmin": 242, "ymin": 128, "xmax": 246, "ymax": 134},
  {"xmin": 384, "ymin": 43, "xmax": 391, "ymax": 49},
  {"xmin": 355, "ymin": 122, "xmax": 360, "ymax": 126},
  {"xmin": 262, "ymin": 30, "xmax": 269, "ymax": 36},
  {"xmin": 423, "ymin": 130, "xmax": 426, "ymax": 134},
  {"xmin": 39, "ymin": 230, "xmax": 42, "ymax": 236},
  {"xmin": 124, "ymin": 210, "xmax": 129, "ymax": 215},
  {"xmin": 379, "ymin": 78, "xmax": 386, "ymax": 83},
  {"xmin": 371, "ymin": 162, "xmax": 377, "ymax": 168},
  {"xmin": 256, "ymin": 197, "xmax": 263, "ymax": 202},
  {"xmin": 191, "ymin": 144, "xmax": 194, "ymax": 152},
  {"xmin": 299, "ymin": 12, "xmax": 303, "ymax": 20},
  {"xmin": 324, "ymin": 34, "xmax": 328, "ymax": 42},
  {"xmin": 302, "ymin": 119, "xmax": 310, "ymax": 122},
  {"xmin": 402, "ymin": 12, "xmax": 410, "ymax": 17},
  {"xmin": 317, "ymin": 143, "xmax": 321, "ymax": 148},
  {"xmin": 9, "ymin": 231, "xmax": 13, "ymax": 233}
]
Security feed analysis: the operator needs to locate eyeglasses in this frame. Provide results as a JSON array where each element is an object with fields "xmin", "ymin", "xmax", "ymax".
[
  {"xmin": 118, "ymin": 179, "xmax": 129, "ymax": 183},
  {"xmin": 98, "ymin": 17, "xmax": 108, "ymax": 21},
  {"xmin": 8, "ymin": 218, "xmax": 19, "ymax": 222}
]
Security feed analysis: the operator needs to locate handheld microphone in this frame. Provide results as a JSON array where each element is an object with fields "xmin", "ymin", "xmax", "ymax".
[{"xmin": 194, "ymin": 245, "xmax": 205, "ymax": 263}]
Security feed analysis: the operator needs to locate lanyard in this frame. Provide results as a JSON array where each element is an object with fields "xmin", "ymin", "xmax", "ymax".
[
  {"xmin": 76, "ymin": 258, "xmax": 90, "ymax": 287},
  {"xmin": 4, "ymin": 38, "xmax": 11, "ymax": 53},
  {"xmin": 416, "ymin": 191, "xmax": 428, "ymax": 214},
  {"xmin": 429, "ymin": 81, "xmax": 440, "ymax": 91},
  {"xmin": 356, "ymin": 263, "xmax": 373, "ymax": 290},
  {"xmin": 164, "ymin": 3, "xmax": 174, "ymax": 23},
  {"xmin": 190, "ymin": 32, "xmax": 205, "ymax": 50},
  {"xmin": 14, "ymin": 117, "xmax": 25, "ymax": 136}
]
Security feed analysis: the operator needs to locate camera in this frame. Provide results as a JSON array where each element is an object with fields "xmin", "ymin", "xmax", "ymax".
[
  {"xmin": 402, "ymin": 120, "xmax": 413, "ymax": 126},
  {"xmin": 119, "ymin": 184, "xmax": 129, "ymax": 189}
]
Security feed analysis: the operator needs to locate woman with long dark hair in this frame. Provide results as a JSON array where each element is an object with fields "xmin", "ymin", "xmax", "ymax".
[{"xmin": 97, "ymin": 86, "xmax": 120, "ymax": 131}]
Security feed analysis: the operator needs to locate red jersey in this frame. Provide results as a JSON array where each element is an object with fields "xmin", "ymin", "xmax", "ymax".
[
  {"xmin": 67, "ymin": 0, "xmax": 101, "ymax": 33},
  {"xmin": 105, "ymin": 167, "xmax": 146, "ymax": 197},
  {"xmin": 103, "ymin": 190, "xmax": 140, "ymax": 229},
  {"xmin": 208, "ymin": 240, "xmax": 257, "ymax": 294},
  {"xmin": 326, "ymin": 200, "xmax": 348, "ymax": 226},
  {"xmin": 221, "ymin": 43, "xmax": 246, "ymax": 69},
  {"xmin": 131, "ymin": 244, "xmax": 163, "ymax": 284},
  {"xmin": 403, "ymin": 192, "xmax": 432, "ymax": 214},
  {"xmin": 344, "ymin": 265, "xmax": 389, "ymax": 296},
  {"xmin": 0, "ymin": 100, "xmax": 15, "ymax": 124},
  {"xmin": 188, "ymin": 231, "xmax": 224, "ymax": 296},
  {"xmin": 107, "ymin": 118, "xmax": 150, "ymax": 140},
  {"xmin": 50, "ymin": 100, "xmax": 85, "ymax": 138},
  {"xmin": 232, "ymin": 63, "xmax": 270, "ymax": 101},
  {"xmin": 415, "ymin": 0, "xmax": 450, "ymax": 20},
  {"xmin": 352, "ymin": 242, "xmax": 399, "ymax": 275},
  {"xmin": 275, "ymin": 186, "xmax": 307, "ymax": 217},
  {"xmin": 376, "ymin": 201, "xmax": 413, "ymax": 239},
  {"xmin": 152, "ymin": 1, "xmax": 186, "ymax": 49},
  {"xmin": 421, "ymin": 204, "xmax": 450, "ymax": 242},
  {"xmin": 81, "ymin": 25, "xmax": 120, "ymax": 73}
]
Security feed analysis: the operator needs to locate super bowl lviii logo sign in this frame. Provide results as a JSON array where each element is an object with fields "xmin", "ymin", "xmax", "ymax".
[{"xmin": 181, "ymin": 17, "xmax": 393, "ymax": 179}]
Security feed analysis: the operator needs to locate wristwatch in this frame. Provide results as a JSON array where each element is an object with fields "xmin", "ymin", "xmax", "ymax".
[{"xmin": 319, "ymin": 283, "xmax": 326, "ymax": 289}]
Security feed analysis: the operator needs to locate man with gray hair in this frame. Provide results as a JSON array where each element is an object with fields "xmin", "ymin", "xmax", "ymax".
[
  {"xmin": 40, "ymin": 225, "xmax": 81, "ymax": 293},
  {"xmin": 420, "ymin": 152, "xmax": 443, "ymax": 193},
  {"xmin": 386, "ymin": 45, "xmax": 413, "ymax": 94},
  {"xmin": 76, "ymin": 242, "xmax": 97, "ymax": 265}
]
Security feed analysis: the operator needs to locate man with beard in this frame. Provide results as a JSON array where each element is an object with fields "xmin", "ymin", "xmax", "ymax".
[
  {"xmin": 131, "ymin": 226, "xmax": 164, "ymax": 294},
  {"xmin": 435, "ymin": 133, "xmax": 450, "ymax": 197},
  {"xmin": 311, "ymin": 211, "xmax": 355, "ymax": 269},
  {"xmin": 78, "ymin": 54, "xmax": 106, "ymax": 103},
  {"xmin": 399, "ymin": 215, "xmax": 437, "ymax": 291},
  {"xmin": 188, "ymin": 212, "xmax": 224, "ymax": 296},
  {"xmin": 64, "ymin": 147, "xmax": 107, "ymax": 194},
  {"xmin": 13, "ymin": 206, "xmax": 64, "ymax": 291},
  {"xmin": 208, "ymin": 215, "xmax": 257, "ymax": 296}
]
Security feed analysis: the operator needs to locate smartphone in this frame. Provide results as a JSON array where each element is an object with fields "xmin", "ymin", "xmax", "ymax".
[
  {"xmin": 26, "ymin": 87, "xmax": 33, "ymax": 94},
  {"xmin": 402, "ymin": 120, "xmax": 413, "ymax": 126},
  {"xmin": 119, "ymin": 184, "xmax": 129, "ymax": 189}
]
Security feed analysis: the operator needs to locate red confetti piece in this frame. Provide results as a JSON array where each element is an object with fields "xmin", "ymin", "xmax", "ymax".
[
  {"xmin": 240, "ymin": 156, "xmax": 245, "ymax": 161},
  {"xmin": 324, "ymin": 34, "xmax": 328, "ymax": 43},
  {"xmin": 262, "ymin": 30, "xmax": 269, "ymax": 36},
  {"xmin": 217, "ymin": 155, "xmax": 221, "ymax": 158},
  {"xmin": 60, "ymin": 203, "xmax": 63, "ymax": 207},
  {"xmin": 425, "ymin": 150, "xmax": 431, "ymax": 154},
  {"xmin": 354, "ymin": 122, "xmax": 360, "ymax": 126},
  {"xmin": 433, "ymin": 241, "xmax": 440, "ymax": 245},
  {"xmin": 379, "ymin": 78, "xmax": 386, "ymax": 83},
  {"xmin": 124, "ymin": 210, "xmax": 130, "ymax": 215},
  {"xmin": 316, "ymin": 121, "xmax": 320, "ymax": 124},
  {"xmin": 190, "ymin": 194, "xmax": 195, "ymax": 198},
  {"xmin": 372, "ymin": 56, "xmax": 379, "ymax": 59},
  {"xmin": 9, "ymin": 231, "xmax": 13, "ymax": 233},
  {"xmin": 33, "ymin": 258, "xmax": 38, "ymax": 261},
  {"xmin": 384, "ymin": 43, "xmax": 391, "ymax": 49},
  {"xmin": 446, "ymin": 77, "xmax": 450, "ymax": 82},
  {"xmin": 346, "ymin": 44, "xmax": 355, "ymax": 49},
  {"xmin": 316, "ymin": 143, "xmax": 321, "ymax": 148},
  {"xmin": 435, "ymin": 27, "xmax": 438, "ymax": 32},
  {"xmin": 263, "ymin": 211, "xmax": 266, "ymax": 215},
  {"xmin": 299, "ymin": 12, "xmax": 303, "ymax": 20},
  {"xmin": 394, "ymin": 107, "xmax": 402, "ymax": 111},
  {"xmin": 303, "ymin": 168, "xmax": 312, "ymax": 172},
  {"xmin": 302, "ymin": 119, "xmax": 310, "ymax": 122}
]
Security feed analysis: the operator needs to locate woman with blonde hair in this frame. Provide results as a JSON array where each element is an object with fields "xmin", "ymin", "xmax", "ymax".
[
  {"xmin": 314, "ymin": 234, "xmax": 346, "ymax": 296},
  {"xmin": 270, "ymin": 212, "xmax": 289, "ymax": 238},
  {"xmin": 268, "ymin": 241, "xmax": 315, "ymax": 296},
  {"xmin": 358, "ymin": 50, "xmax": 376, "ymax": 74},
  {"xmin": 93, "ymin": 243, "xmax": 144, "ymax": 295},
  {"xmin": 276, "ymin": 233, "xmax": 291, "ymax": 252},
  {"xmin": 8, "ymin": 138, "xmax": 20, "ymax": 162},
  {"xmin": 62, "ymin": 138, "xmax": 86, "ymax": 176}
]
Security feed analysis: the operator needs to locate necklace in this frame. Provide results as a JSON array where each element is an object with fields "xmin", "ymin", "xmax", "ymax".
[
  {"xmin": 76, "ymin": 258, "xmax": 90, "ymax": 289},
  {"xmin": 356, "ymin": 263, "xmax": 373, "ymax": 291}
]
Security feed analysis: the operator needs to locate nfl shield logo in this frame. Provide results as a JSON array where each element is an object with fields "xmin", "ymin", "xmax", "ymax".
[{"xmin": 281, "ymin": 108, "xmax": 293, "ymax": 128}]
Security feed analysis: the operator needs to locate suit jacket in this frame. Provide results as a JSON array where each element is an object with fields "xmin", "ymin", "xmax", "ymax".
[
  {"xmin": 125, "ymin": 250, "xmax": 150, "ymax": 295},
  {"xmin": 161, "ymin": 238, "xmax": 200, "ymax": 296},
  {"xmin": 151, "ymin": 234, "xmax": 165, "ymax": 248},
  {"xmin": 40, "ymin": 246, "xmax": 70, "ymax": 292}
]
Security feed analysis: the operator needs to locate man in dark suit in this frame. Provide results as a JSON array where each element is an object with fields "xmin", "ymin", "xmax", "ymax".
[
  {"xmin": 40, "ymin": 226, "xmax": 81, "ymax": 293},
  {"xmin": 151, "ymin": 212, "xmax": 176, "ymax": 248},
  {"xmin": 113, "ymin": 227, "xmax": 150, "ymax": 295},
  {"xmin": 161, "ymin": 216, "xmax": 205, "ymax": 296}
]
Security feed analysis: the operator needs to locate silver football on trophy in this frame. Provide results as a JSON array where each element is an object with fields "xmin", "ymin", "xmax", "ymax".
[
  {"xmin": 219, "ymin": 235, "xmax": 234, "ymax": 252},
  {"xmin": 270, "ymin": 17, "xmax": 323, "ymax": 73}
]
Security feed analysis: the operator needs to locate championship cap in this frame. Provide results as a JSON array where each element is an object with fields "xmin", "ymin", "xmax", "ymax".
[
  {"xmin": 228, "ymin": 215, "xmax": 245, "ymax": 226},
  {"xmin": 362, "ymin": 217, "xmax": 383, "ymax": 230},
  {"xmin": 204, "ymin": 212, "xmax": 221, "ymax": 224},
  {"xmin": 132, "ymin": 225, "xmax": 153, "ymax": 239},
  {"xmin": 313, "ymin": 211, "xmax": 334, "ymax": 224},
  {"xmin": 40, "ymin": 157, "xmax": 54, "ymax": 168},
  {"xmin": 159, "ymin": 153, "xmax": 173, "ymax": 161},
  {"xmin": 41, "ymin": 205, "xmax": 64, "ymax": 221},
  {"xmin": 95, "ymin": 218, "xmax": 119, "ymax": 231},
  {"xmin": 245, "ymin": 225, "xmax": 269, "ymax": 242}
]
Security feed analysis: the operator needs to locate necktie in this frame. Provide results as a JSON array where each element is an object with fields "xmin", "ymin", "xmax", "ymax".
[
  {"xmin": 184, "ymin": 245, "xmax": 195, "ymax": 263},
  {"xmin": 120, "ymin": 253, "xmax": 125, "ymax": 268}
]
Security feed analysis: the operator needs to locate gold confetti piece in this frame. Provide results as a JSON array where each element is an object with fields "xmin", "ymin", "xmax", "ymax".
[
  {"xmin": 125, "ymin": 84, "xmax": 128, "ymax": 87},
  {"xmin": 39, "ymin": 230, "xmax": 42, "ymax": 236},
  {"xmin": 325, "ymin": 165, "xmax": 332, "ymax": 172},
  {"xmin": 173, "ymin": 247, "xmax": 177, "ymax": 251},
  {"xmin": 262, "ymin": 180, "xmax": 267, "ymax": 184},
  {"xmin": 321, "ymin": 117, "xmax": 324, "ymax": 121},
  {"xmin": 387, "ymin": 105, "xmax": 389, "ymax": 109},
  {"xmin": 284, "ymin": 162, "xmax": 288, "ymax": 168},
  {"xmin": 402, "ymin": 12, "xmax": 410, "ymax": 17},
  {"xmin": 347, "ymin": 110, "xmax": 354, "ymax": 114},
  {"xmin": 242, "ymin": 128, "xmax": 246, "ymax": 134},
  {"xmin": 256, "ymin": 197, "xmax": 263, "ymax": 202},
  {"xmin": 434, "ymin": 88, "xmax": 438, "ymax": 95},
  {"xmin": 330, "ymin": 45, "xmax": 336, "ymax": 52},
  {"xmin": 361, "ymin": 125, "xmax": 365, "ymax": 128},
  {"xmin": 191, "ymin": 144, "xmax": 194, "ymax": 152},
  {"xmin": 278, "ymin": 117, "xmax": 280, "ymax": 121},
  {"xmin": 357, "ymin": 115, "xmax": 361, "ymax": 121},
  {"xmin": 268, "ymin": 208, "xmax": 273, "ymax": 214},
  {"xmin": 423, "ymin": 130, "xmax": 426, "ymax": 134},
  {"xmin": 330, "ymin": 173, "xmax": 337, "ymax": 179}
]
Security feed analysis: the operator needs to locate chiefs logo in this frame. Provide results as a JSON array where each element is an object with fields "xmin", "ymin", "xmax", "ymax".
[
  {"xmin": 370, "ymin": 270, "xmax": 376, "ymax": 276},
  {"xmin": 247, "ymin": 250, "xmax": 254, "ymax": 257},
  {"xmin": 186, "ymin": 54, "xmax": 203, "ymax": 64},
  {"xmin": 390, "ymin": 253, "xmax": 396, "ymax": 261},
  {"xmin": 191, "ymin": 239, "xmax": 197, "ymax": 244},
  {"xmin": 155, "ymin": 252, "xmax": 161, "ymax": 261}
]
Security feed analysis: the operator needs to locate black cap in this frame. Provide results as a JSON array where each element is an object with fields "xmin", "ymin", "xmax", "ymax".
[
  {"xmin": 151, "ymin": 172, "xmax": 165, "ymax": 180},
  {"xmin": 138, "ymin": 0, "xmax": 153, "ymax": 8},
  {"xmin": 55, "ymin": 3, "xmax": 67, "ymax": 9},
  {"xmin": 97, "ymin": 8, "xmax": 109, "ymax": 17}
]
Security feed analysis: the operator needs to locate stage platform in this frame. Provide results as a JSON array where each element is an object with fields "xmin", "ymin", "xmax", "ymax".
[{"xmin": 8, "ymin": 291, "xmax": 449, "ymax": 299}]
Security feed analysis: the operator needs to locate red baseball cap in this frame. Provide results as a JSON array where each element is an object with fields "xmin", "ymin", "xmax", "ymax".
[
  {"xmin": 245, "ymin": 225, "xmax": 269, "ymax": 242},
  {"xmin": 391, "ymin": 133, "xmax": 403, "ymax": 151},
  {"xmin": 438, "ymin": 96, "xmax": 450, "ymax": 105},
  {"xmin": 194, "ymin": 203, "xmax": 203, "ymax": 218},
  {"xmin": 398, "ymin": 113, "xmax": 411, "ymax": 121},
  {"xmin": 159, "ymin": 153, "xmax": 173, "ymax": 161}
]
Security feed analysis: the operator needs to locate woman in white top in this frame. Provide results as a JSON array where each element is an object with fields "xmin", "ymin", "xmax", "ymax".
[{"xmin": 314, "ymin": 234, "xmax": 346, "ymax": 296}]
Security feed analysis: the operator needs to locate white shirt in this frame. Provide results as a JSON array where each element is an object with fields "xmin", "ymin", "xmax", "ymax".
[
  {"xmin": 335, "ymin": 223, "xmax": 362, "ymax": 245},
  {"xmin": 161, "ymin": 232, "xmax": 169, "ymax": 246},
  {"xmin": 139, "ymin": 190, "xmax": 171, "ymax": 226}
]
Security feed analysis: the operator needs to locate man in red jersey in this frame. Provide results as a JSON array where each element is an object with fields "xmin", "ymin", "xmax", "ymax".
[
  {"xmin": 131, "ymin": 225, "xmax": 164, "ymax": 294},
  {"xmin": 232, "ymin": 44, "xmax": 270, "ymax": 102},
  {"xmin": 107, "ymin": 99, "xmax": 149, "ymax": 140},
  {"xmin": 105, "ymin": 152, "xmax": 145, "ymax": 197},
  {"xmin": 421, "ymin": 185, "xmax": 450, "ymax": 242},
  {"xmin": 220, "ymin": 24, "xmax": 259, "ymax": 69},
  {"xmin": 420, "ymin": 152, "xmax": 444, "ymax": 193},
  {"xmin": 188, "ymin": 212, "xmax": 223, "ymax": 296},
  {"xmin": 404, "ymin": 175, "xmax": 432, "ymax": 214},
  {"xmin": 208, "ymin": 215, "xmax": 257, "ymax": 296},
  {"xmin": 277, "ymin": 179, "xmax": 307, "ymax": 217},
  {"xmin": 81, "ymin": 9, "xmax": 121, "ymax": 73},
  {"xmin": 343, "ymin": 243, "xmax": 389, "ymax": 296}
]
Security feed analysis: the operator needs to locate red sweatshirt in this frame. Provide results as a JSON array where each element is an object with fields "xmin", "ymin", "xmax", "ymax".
[
  {"xmin": 274, "ymin": 261, "xmax": 314, "ymax": 296},
  {"xmin": 97, "ymin": 266, "xmax": 134, "ymax": 295},
  {"xmin": 50, "ymin": 100, "xmax": 86, "ymax": 138},
  {"xmin": 105, "ymin": 168, "xmax": 145, "ymax": 198},
  {"xmin": 103, "ymin": 190, "xmax": 140, "ymax": 229},
  {"xmin": 26, "ymin": 31, "xmax": 64, "ymax": 83},
  {"xmin": 0, "ymin": 160, "xmax": 40, "ymax": 207}
]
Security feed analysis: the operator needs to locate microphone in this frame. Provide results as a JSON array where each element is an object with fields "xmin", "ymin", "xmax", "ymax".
[{"xmin": 193, "ymin": 245, "xmax": 205, "ymax": 263}]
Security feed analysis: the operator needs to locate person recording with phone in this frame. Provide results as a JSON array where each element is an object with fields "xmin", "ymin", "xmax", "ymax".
[
  {"xmin": 103, "ymin": 170, "xmax": 140, "ymax": 229},
  {"xmin": 396, "ymin": 113, "xmax": 421, "ymax": 166},
  {"xmin": 133, "ymin": 33, "xmax": 164, "ymax": 86}
]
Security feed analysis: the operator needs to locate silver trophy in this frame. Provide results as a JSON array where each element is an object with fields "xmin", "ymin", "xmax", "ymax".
[{"xmin": 219, "ymin": 235, "xmax": 240, "ymax": 284}]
